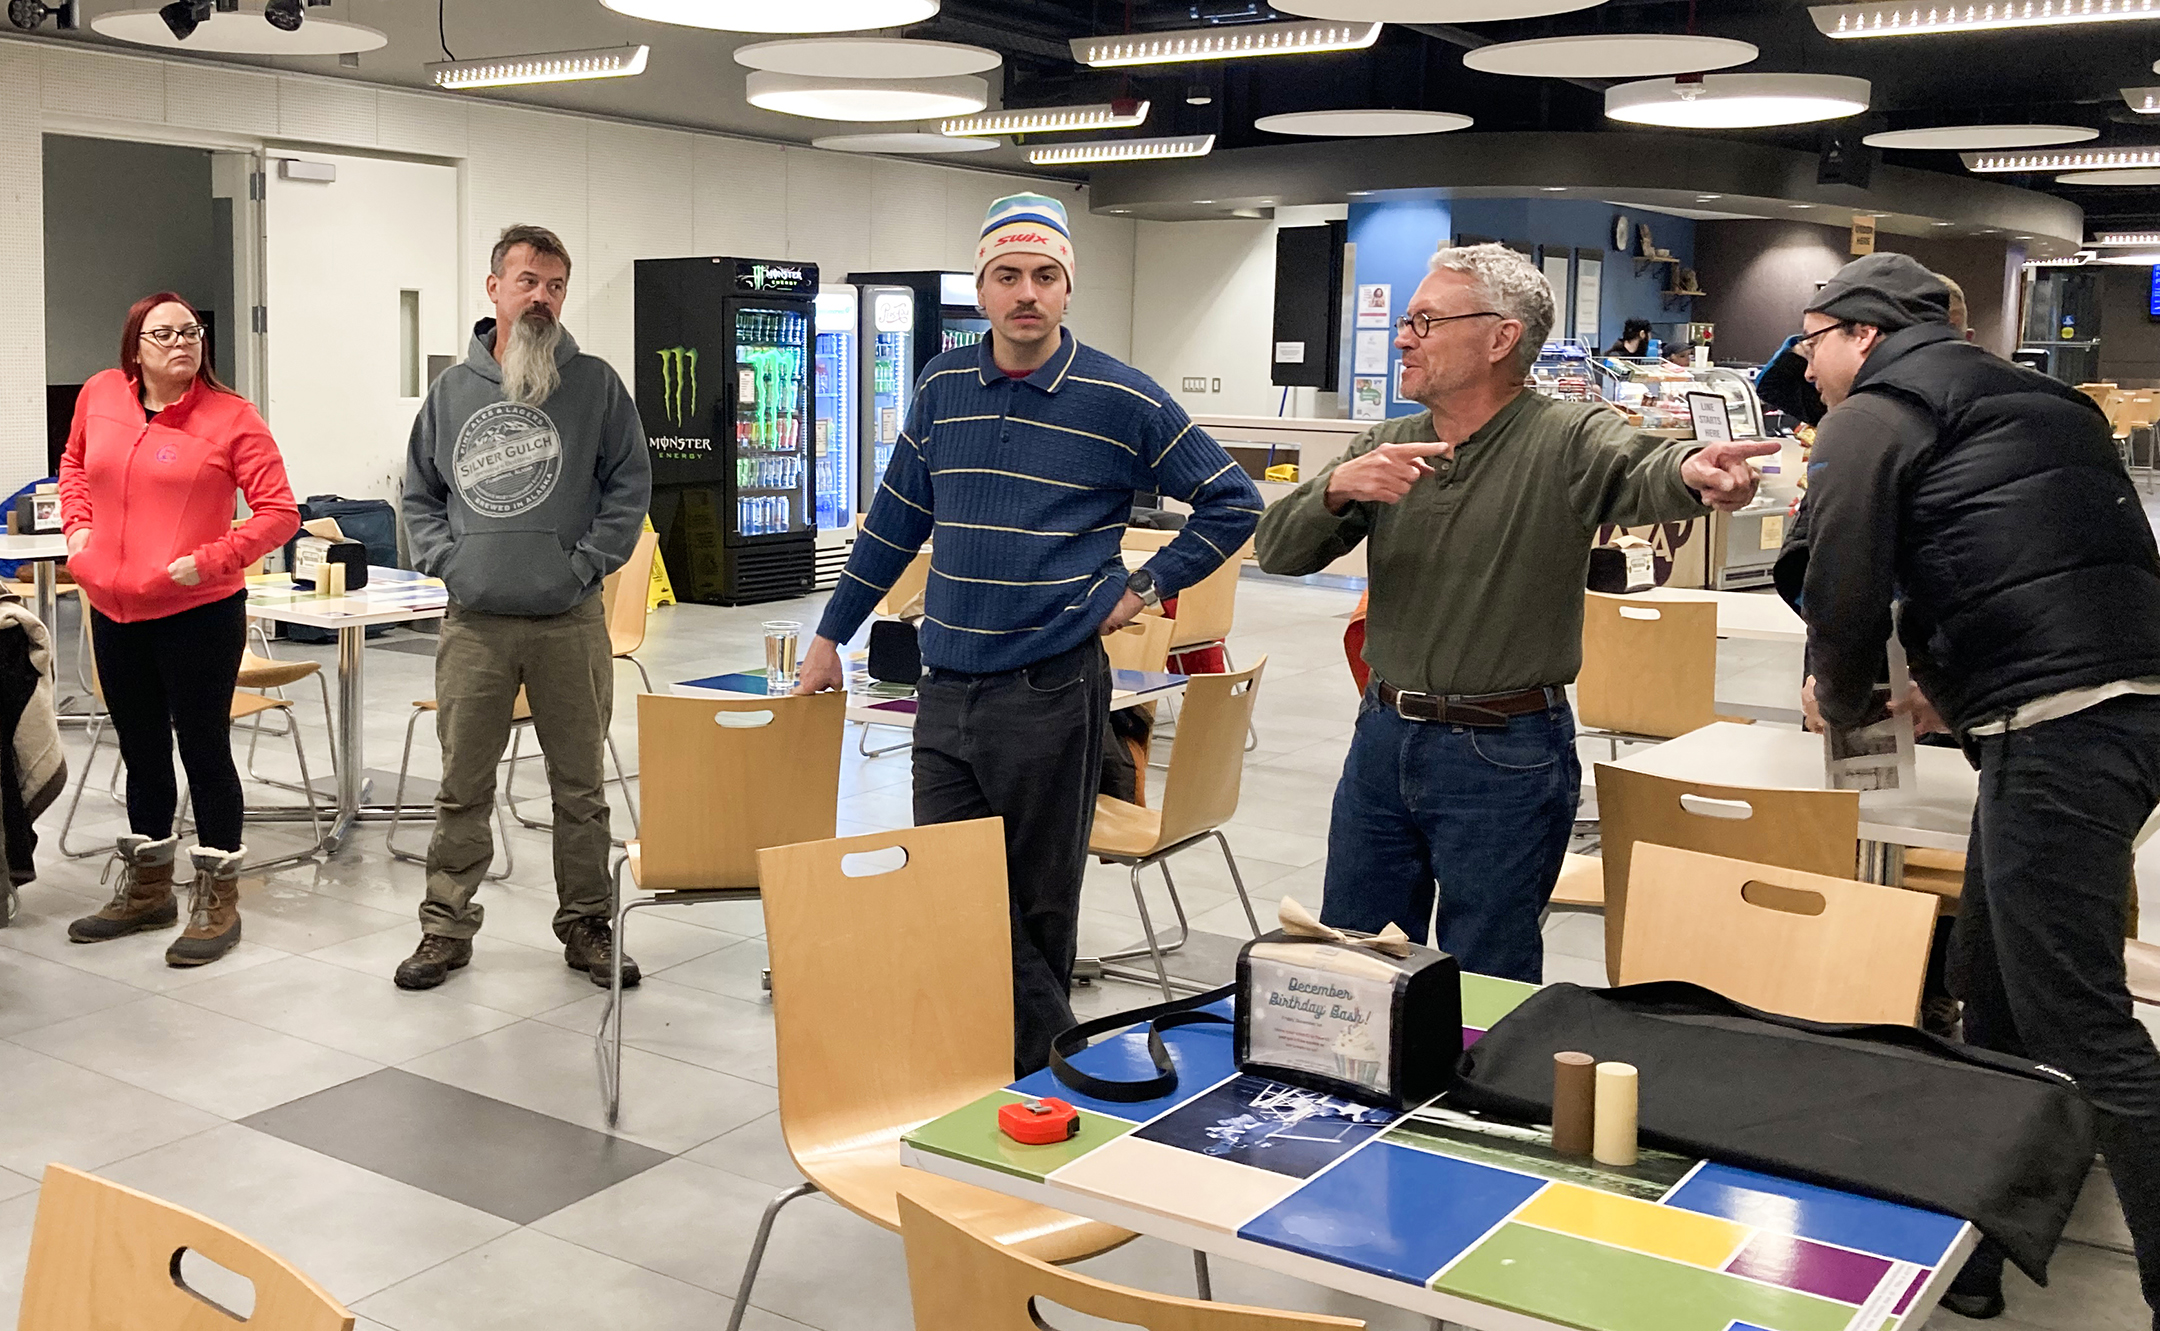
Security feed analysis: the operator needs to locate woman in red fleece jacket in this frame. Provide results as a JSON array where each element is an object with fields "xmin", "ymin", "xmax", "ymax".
[{"xmin": 57, "ymin": 291, "xmax": 299, "ymax": 967}]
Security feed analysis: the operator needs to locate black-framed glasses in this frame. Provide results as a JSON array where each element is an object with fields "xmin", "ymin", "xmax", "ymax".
[
  {"xmin": 1791, "ymin": 321, "xmax": 1853, "ymax": 361},
  {"xmin": 139, "ymin": 325, "xmax": 206, "ymax": 348},
  {"xmin": 1396, "ymin": 310, "xmax": 1504, "ymax": 339}
]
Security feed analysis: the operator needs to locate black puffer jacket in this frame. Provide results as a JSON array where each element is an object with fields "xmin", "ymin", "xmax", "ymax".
[{"xmin": 1796, "ymin": 322, "xmax": 2160, "ymax": 735}]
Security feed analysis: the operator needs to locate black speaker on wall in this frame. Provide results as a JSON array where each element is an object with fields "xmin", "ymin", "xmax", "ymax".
[
  {"xmin": 1818, "ymin": 125, "xmax": 1879, "ymax": 187},
  {"xmin": 1272, "ymin": 221, "xmax": 1345, "ymax": 390}
]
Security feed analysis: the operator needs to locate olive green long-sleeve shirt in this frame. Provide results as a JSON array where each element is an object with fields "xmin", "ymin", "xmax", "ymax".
[{"xmin": 1255, "ymin": 391, "xmax": 1708, "ymax": 696}]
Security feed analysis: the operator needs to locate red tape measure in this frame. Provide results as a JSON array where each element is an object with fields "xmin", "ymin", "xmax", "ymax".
[{"xmin": 997, "ymin": 1096, "xmax": 1080, "ymax": 1145}]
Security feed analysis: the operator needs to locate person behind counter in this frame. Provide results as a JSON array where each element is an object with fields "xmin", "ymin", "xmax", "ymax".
[
  {"xmin": 57, "ymin": 292, "xmax": 301, "ymax": 967},
  {"xmin": 1254, "ymin": 243, "xmax": 1775, "ymax": 983},
  {"xmin": 1604, "ymin": 318, "xmax": 1653, "ymax": 358}
]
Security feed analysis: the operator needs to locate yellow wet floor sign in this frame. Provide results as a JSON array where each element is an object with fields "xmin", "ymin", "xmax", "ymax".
[{"xmin": 643, "ymin": 515, "xmax": 675, "ymax": 609}]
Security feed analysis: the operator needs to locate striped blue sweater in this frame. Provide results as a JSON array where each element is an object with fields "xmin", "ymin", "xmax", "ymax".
[{"xmin": 817, "ymin": 329, "xmax": 1263, "ymax": 674}]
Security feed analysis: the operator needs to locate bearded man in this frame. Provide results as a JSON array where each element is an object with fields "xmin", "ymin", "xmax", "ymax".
[{"xmin": 396, "ymin": 223, "xmax": 653, "ymax": 991}]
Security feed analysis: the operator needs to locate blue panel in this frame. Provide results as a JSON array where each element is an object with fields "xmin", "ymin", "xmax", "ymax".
[
  {"xmin": 1240, "ymin": 1141, "xmax": 1546, "ymax": 1285},
  {"xmin": 676, "ymin": 671, "xmax": 769, "ymax": 693},
  {"xmin": 1664, "ymin": 1163, "xmax": 1964, "ymax": 1269},
  {"xmin": 1008, "ymin": 998, "xmax": 1236, "ymax": 1122}
]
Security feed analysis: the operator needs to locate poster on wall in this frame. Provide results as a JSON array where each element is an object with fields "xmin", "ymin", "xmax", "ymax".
[
  {"xmin": 1575, "ymin": 255, "xmax": 1602, "ymax": 348},
  {"xmin": 1352, "ymin": 377, "xmax": 1387, "ymax": 420},
  {"xmin": 1353, "ymin": 329, "xmax": 1390, "ymax": 375},
  {"xmin": 1540, "ymin": 254, "xmax": 1572, "ymax": 339},
  {"xmin": 1393, "ymin": 359, "xmax": 1410, "ymax": 405},
  {"xmin": 1355, "ymin": 284, "xmax": 1392, "ymax": 328}
]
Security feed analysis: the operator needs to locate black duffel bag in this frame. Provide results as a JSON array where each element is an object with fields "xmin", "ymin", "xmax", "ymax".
[{"xmin": 1452, "ymin": 980, "xmax": 2095, "ymax": 1284}]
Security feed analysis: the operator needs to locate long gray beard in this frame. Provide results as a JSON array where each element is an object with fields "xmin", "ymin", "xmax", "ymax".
[{"xmin": 500, "ymin": 312, "xmax": 563, "ymax": 407}]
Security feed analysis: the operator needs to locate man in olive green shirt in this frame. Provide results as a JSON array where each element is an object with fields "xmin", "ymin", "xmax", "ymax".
[{"xmin": 1257, "ymin": 243, "xmax": 1774, "ymax": 981}]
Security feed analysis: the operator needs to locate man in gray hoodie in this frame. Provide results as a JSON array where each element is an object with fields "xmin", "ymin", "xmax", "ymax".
[{"xmin": 396, "ymin": 223, "xmax": 652, "ymax": 991}]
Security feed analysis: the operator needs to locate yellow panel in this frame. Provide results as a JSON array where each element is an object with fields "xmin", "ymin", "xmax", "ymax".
[{"xmin": 1515, "ymin": 1183, "xmax": 1751, "ymax": 1270}]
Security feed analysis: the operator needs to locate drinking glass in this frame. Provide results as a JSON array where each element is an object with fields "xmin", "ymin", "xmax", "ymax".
[{"xmin": 763, "ymin": 620, "xmax": 802, "ymax": 695}]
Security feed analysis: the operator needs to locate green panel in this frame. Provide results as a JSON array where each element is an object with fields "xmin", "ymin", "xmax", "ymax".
[
  {"xmin": 1435, "ymin": 1224, "xmax": 1857, "ymax": 1331},
  {"xmin": 903, "ymin": 1091, "xmax": 1132, "ymax": 1182},
  {"xmin": 1461, "ymin": 973, "xmax": 1540, "ymax": 1031},
  {"xmin": 1386, "ymin": 1106, "xmax": 1695, "ymax": 1202}
]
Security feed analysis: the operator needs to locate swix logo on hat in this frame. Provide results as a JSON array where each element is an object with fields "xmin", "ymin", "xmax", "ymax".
[
  {"xmin": 975, "ymin": 191, "xmax": 1077, "ymax": 289},
  {"xmin": 996, "ymin": 232, "xmax": 1054, "ymax": 247}
]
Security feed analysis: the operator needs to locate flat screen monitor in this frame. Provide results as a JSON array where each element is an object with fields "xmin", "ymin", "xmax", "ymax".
[{"xmin": 2150, "ymin": 265, "xmax": 2160, "ymax": 320}]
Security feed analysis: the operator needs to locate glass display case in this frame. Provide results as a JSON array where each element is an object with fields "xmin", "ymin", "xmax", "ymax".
[
  {"xmin": 812, "ymin": 286, "xmax": 858, "ymax": 536},
  {"xmin": 1530, "ymin": 339, "xmax": 1597, "ymax": 402},
  {"xmin": 1592, "ymin": 358, "xmax": 1769, "ymax": 438}
]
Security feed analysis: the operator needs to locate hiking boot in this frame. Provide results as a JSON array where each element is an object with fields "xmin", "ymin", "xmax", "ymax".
[
  {"xmin": 165, "ymin": 846, "xmax": 244, "ymax": 967},
  {"xmin": 69, "ymin": 834, "xmax": 179, "ymax": 942},
  {"xmin": 562, "ymin": 917, "xmax": 639, "ymax": 989},
  {"xmin": 393, "ymin": 933, "xmax": 473, "ymax": 990}
]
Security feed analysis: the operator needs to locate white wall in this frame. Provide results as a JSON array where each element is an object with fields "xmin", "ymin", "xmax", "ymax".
[{"xmin": 0, "ymin": 38, "xmax": 1139, "ymax": 484}]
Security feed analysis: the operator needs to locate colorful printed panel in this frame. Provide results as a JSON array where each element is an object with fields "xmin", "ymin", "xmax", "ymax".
[
  {"xmin": 1054, "ymin": 1135, "xmax": 1311, "ymax": 1233},
  {"xmin": 903, "ymin": 1090, "xmax": 1133, "ymax": 1183},
  {"xmin": 1665, "ymin": 1163, "xmax": 1964, "ymax": 1269},
  {"xmin": 1008, "ymin": 999, "xmax": 1236, "ymax": 1122},
  {"xmin": 1460, "ymin": 973, "xmax": 1539, "ymax": 1039},
  {"xmin": 1386, "ymin": 1104, "xmax": 1696, "ymax": 1201},
  {"xmin": 1130, "ymin": 1074, "xmax": 1398, "ymax": 1179}
]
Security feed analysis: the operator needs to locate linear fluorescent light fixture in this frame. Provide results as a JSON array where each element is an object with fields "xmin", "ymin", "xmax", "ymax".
[
  {"xmin": 1071, "ymin": 20, "xmax": 1379, "ymax": 68},
  {"xmin": 1812, "ymin": 0, "xmax": 2160, "ymax": 36},
  {"xmin": 1026, "ymin": 134, "xmax": 1214, "ymax": 165},
  {"xmin": 1964, "ymin": 146, "xmax": 2160, "ymax": 171},
  {"xmin": 427, "ymin": 43, "xmax": 648, "ymax": 89},
  {"xmin": 2125, "ymin": 86, "xmax": 2160, "ymax": 113},
  {"xmin": 941, "ymin": 99, "xmax": 1149, "ymax": 136},
  {"xmin": 2096, "ymin": 230, "xmax": 2160, "ymax": 243}
]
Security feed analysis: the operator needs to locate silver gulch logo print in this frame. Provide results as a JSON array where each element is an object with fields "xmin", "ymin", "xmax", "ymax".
[{"xmin": 452, "ymin": 401, "xmax": 563, "ymax": 517}]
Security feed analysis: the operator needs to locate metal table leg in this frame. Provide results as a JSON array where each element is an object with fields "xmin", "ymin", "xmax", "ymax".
[
  {"xmin": 329, "ymin": 621, "xmax": 365, "ymax": 852},
  {"xmin": 31, "ymin": 559, "xmax": 56, "ymax": 639}
]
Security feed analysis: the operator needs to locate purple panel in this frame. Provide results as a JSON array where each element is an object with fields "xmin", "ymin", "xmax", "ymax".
[
  {"xmin": 1461, "ymin": 1026, "xmax": 1485, "ymax": 1049},
  {"xmin": 1891, "ymin": 1265, "xmax": 1931, "ymax": 1314},
  {"xmin": 1725, "ymin": 1231, "xmax": 1894, "ymax": 1306}
]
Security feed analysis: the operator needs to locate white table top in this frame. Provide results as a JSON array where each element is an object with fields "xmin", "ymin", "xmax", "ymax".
[
  {"xmin": 1627, "ymin": 587, "xmax": 1806, "ymax": 644},
  {"xmin": 1607, "ymin": 721, "xmax": 1976, "ymax": 852},
  {"xmin": 244, "ymin": 569, "xmax": 448, "ymax": 630},
  {"xmin": 0, "ymin": 534, "xmax": 69, "ymax": 561}
]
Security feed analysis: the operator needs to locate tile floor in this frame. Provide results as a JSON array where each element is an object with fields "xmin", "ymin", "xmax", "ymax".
[{"xmin": 0, "ymin": 571, "xmax": 2152, "ymax": 1331}]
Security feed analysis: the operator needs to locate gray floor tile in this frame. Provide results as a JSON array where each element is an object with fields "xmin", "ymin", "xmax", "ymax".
[
  {"xmin": 173, "ymin": 954, "xmax": 522, "ymax": 1063},
  {"xmin": 225, "ymin": 878, "xmax": 412, "ymax": 955},
  {"xmin": 537, "ymin": 978, "xmax": 779, "ymax": 1086},
  {"xmin": 532, "ymin": 1156, "xmax": 915, "ymax": 1331},
  {"xmin": 353, "ymin": 1227, "xmax": 754, "ymax": 1331},
  {"xmin": 307, "ymin": 927, "xmax": 600, "ymax": 1018},
  {"xmin": 0, "ymin": 1169, "xmax": 30, "ymax": 1205},
  {"xmin": 10, "ymin": 995, "xmax": 376, "ymax": 1119},
  {"xmin": 0, "ymin": 897, "xmax": 289, "ymax": 994},
  {"xmin": 399, "ymin": 1018, "xmax": 775, "ymax": 1155},
  {"xmin": 654, "ymin": 936, "xmax": 772, "ymax": 1005},
  {"xmin": 680, "ymin": 1111, "xmax": 806, "ymax": 1191},
  {"xmin": 0, "ymin": 1041, "xmax": 222, "ymax": 1176},
  {"xmin": 98, "ymin": 1123, "xmax": 513, "ymax": 1305},
  {"xmin": 0, "ymin": 1190, "xmax": 37, "ymax": 1331},
  {"xmin": 242, "ymin": 1068, "xmax": 669, "ymax": 1224},
  {"xmin": 0, "ymin": 946, "xmax": 146, "ymax": 1039}
]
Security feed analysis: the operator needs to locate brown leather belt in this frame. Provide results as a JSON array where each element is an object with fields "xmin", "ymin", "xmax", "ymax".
[{"xmin": 1377, "ymin": 680, "xmax": 1561, "ymax": 727}]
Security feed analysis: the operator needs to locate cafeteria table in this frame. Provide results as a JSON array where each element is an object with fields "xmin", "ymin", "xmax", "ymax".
[
  {"xmin": 902, "ymin": 973, "xmax": 1976, "ymax": 1331},
  {"xmin": 0, "ymin": 532, "xmax": 69, "ymax": 638},
  {"xmin": 1630, "ymin": 586, "xmax": 1807, "ymax": 645}
]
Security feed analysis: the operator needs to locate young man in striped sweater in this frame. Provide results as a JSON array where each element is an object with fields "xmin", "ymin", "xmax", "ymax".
[{"xmin": 797, "ymin": 194, "xmax": 1262, "ymax": 1072}]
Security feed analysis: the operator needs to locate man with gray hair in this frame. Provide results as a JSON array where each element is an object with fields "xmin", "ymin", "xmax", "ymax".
[
  {"xmin": 1257, "ymin": 243, "xmax": 1774, "ymax": 981},
  {"xmin": 396, "ymin": 223, "xmax": 653, "ymax": 991}
]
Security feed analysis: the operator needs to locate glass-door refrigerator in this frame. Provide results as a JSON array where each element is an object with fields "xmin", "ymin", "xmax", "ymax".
[
  {"xmin": 635, "ymin": 255, "xmax": 819, "ymax": 606},
  {"xmin": 812, "ymin": 285, "xmax": 858, "ymax": 588},
  {"xmin": 936, "ymin": 270, "xmax": 991, "ymax": 356},
  {"xmin": 858, "ymin": 282, "xmax": 916, "ymax": 510}
]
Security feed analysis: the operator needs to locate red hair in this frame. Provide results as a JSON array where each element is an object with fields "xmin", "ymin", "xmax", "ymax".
[{"xmin": 119, "ymin": 291, "xmax": 234, "ymax": 396}]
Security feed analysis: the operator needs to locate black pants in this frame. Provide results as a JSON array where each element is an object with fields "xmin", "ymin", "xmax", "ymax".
[
  {"xmin": 1950, "ymin": 693, "xmax": 2160, "ymax": 1315},
  {"xmin": 913, "ymin": 638, "xmax": 1111, "ymax": 1077},
  {"xmin": 90, "ymin": 592, "xmax": 248, "ymax": 852}
]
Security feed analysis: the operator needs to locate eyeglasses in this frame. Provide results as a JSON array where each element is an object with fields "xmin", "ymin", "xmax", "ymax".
[
  {"xmin": 1396, "ymin": 310, "xmax": 1504, "ymax": 339},
  {"xmin": 139, "ymin": 325, "xmax": 206, "ymax": 348},
  {"xmin": 1791, "ymin": 321, "xmax": 1853, "ymax": 362}
]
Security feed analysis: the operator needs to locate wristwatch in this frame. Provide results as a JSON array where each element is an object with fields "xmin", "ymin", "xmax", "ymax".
[{"xmin": 1126, "ymin": 568, "xmax": 1163, "ymax": 609}]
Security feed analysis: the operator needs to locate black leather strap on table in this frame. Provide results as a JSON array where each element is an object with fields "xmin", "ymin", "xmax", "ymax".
[{"xmin": 1049, "ymin": 983, "xmax": 1236, "ymax": 1103}]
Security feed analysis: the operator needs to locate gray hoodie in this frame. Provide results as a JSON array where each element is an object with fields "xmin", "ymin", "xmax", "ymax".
[{"xmin": 404, "ymin": 319, "xmax": 652, "ymax": 617}]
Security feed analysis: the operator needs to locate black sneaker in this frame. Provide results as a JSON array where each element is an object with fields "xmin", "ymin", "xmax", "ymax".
[
  {"xmin": 394, "ymin": 934, "xmax": 473, "ymax": 990},
  {"xmin": 562, "ymin": 917, "xmax": 640, "ymax": 989}
]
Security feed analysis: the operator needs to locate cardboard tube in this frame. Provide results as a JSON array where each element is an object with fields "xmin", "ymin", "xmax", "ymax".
[
  {"xmin": 326, "ymin": 562, "xmax": 346, "ymax": 598},
  {"xmin": 1594, "ymin": 1061, "xmax": 1639, "ymax": 1166},
  {"xmin": 1551, "ymin": 1051, "xmax": 1597, "ymax": 1157}
]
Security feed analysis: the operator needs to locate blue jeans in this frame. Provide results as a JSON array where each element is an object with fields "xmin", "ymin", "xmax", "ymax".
[{"xmin": 1321, "ymin": 684, "xmax": 1581, "ymax": 983}]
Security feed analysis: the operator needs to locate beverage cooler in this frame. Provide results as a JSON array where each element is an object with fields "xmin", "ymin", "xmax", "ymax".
[
  {"xmin": 635, "ymin": 255, "xmax": 818, "ymax": 606},
  {"xmin": 812, "ymin": 285, "xmax": 859, "ymax": 589},
  {"xmin": 845, "ymin": 270, "xmax": 987, "ymax": 506}
]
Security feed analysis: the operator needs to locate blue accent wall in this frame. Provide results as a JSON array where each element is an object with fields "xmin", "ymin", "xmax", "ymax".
[{"xmin": 1347, "ymin": 197, "xmax": 1695, "ymax": 417}]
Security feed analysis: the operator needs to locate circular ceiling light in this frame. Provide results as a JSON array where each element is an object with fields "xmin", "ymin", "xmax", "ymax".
[
  {"xmin": 1606, "ymin": 73, "xmax": 1870, "ymax": 129},
  {"xmin": 811, "ymin": 132, "xmax": 997, "ymax": 154},
  {"xmin": 92, "ymin": 5, "xmax": 385, "ymax": 53},
  {"xmin": 1255, "ymin": 108, "xmax": 1473, "ymax": 136},
  {"xmin": 601, "ymin": 0, "xmax": 937, "ymax": 31},
  {"xmin": 1863, "ymin": 124, "xmax": 2098, "ymax": 150},
  {"xmin": 745, "ymin": 71, "xmax": 986, "ymax": 122},
  {"xmin": 1465, "ymin": 34, "xmax": 1757, "ymax": 79},
  {"xmin": 1275, "ymin": 0, "xmax": 1599, "ymax": 19},
  {"xmin": 2057, "ymin": 167, "xmax": 2160, "ymax": 185},
  {"xmin": 734, "ymin": 37, "xmax": 998, "ymax": 78}
]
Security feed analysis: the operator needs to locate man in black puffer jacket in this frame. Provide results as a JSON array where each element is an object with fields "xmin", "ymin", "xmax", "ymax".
[{"xmin": 1793, "ymin": 253, "xmax": 2160, "ymax": 1327}]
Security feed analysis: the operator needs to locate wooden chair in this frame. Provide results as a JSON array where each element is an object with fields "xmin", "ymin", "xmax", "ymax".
[
  {"xmin": 898, "ymin": 1191, "xmax": 1362, "ymax": 1331},
  {"xmin": 2130, "ymin": 939, "xmax": 2160, "ymax": 1007},
  {"xmin": 18, "ymin": 1162, "xmax": 352, "ymax": 1331},
  {"xmin": 1617, "ymin": 843, "xmax": 1935, "ymax": 1024},
  {"xmin": 1592, "ymin": 764, "xmax": 1860, "ymax": 983},
  {"xmin": 597, "ymin": 689, "xmax": 845, "ymax": 1124},
  {"xmin": 734, "ymin": 820, "xmax": 1134, "ymax": 1331},
  {"xmin": 1104, "ymin": 612, "xmax": 1174, "ymax": 675},
  {"xmin": 1577, "ymin": 593, "xmax": 1750, "ymax": 753},
  {"xmin": 1145, "ymin": 539, "xmax": 1250, "ymax": 655},
  {"xmin": 876, "ymin": 548, "xmax": 932, "ymax": 619},
  {"xmin": 235, "ymin": 648, "xmax": 338, "ymax": 795},
  {"xmin": 1084, "ymin": 659, "xmax": 1267, "ymax": 998},
  {"xmin": 382, "ymin": 691, "xmax": 527, "ymax": 884},
  {"xmin": 1548, "ymin": 852, "xmax": 1606, "ymax": 916}
]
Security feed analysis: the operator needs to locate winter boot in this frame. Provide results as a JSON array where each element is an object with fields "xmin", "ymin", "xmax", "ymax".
[
  {"xmin": 165, "ymin": 846, "xmax": 245, "ymax": 967},
  {"xmin": 561, "ymin": 916, "xmax": 640, "ymax": 989},
  {"xmin": 394, "ymin": 934, "xmax": 473, "ymax": 990},
  {"xmin": 68, "ymin": 834, "xmax": 179, "ymax": 942}
]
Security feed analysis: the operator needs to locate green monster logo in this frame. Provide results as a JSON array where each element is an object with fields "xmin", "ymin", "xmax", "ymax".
[{"xmin": 656, "ymin": 346, "xmax": 699, "ymax": 427}]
